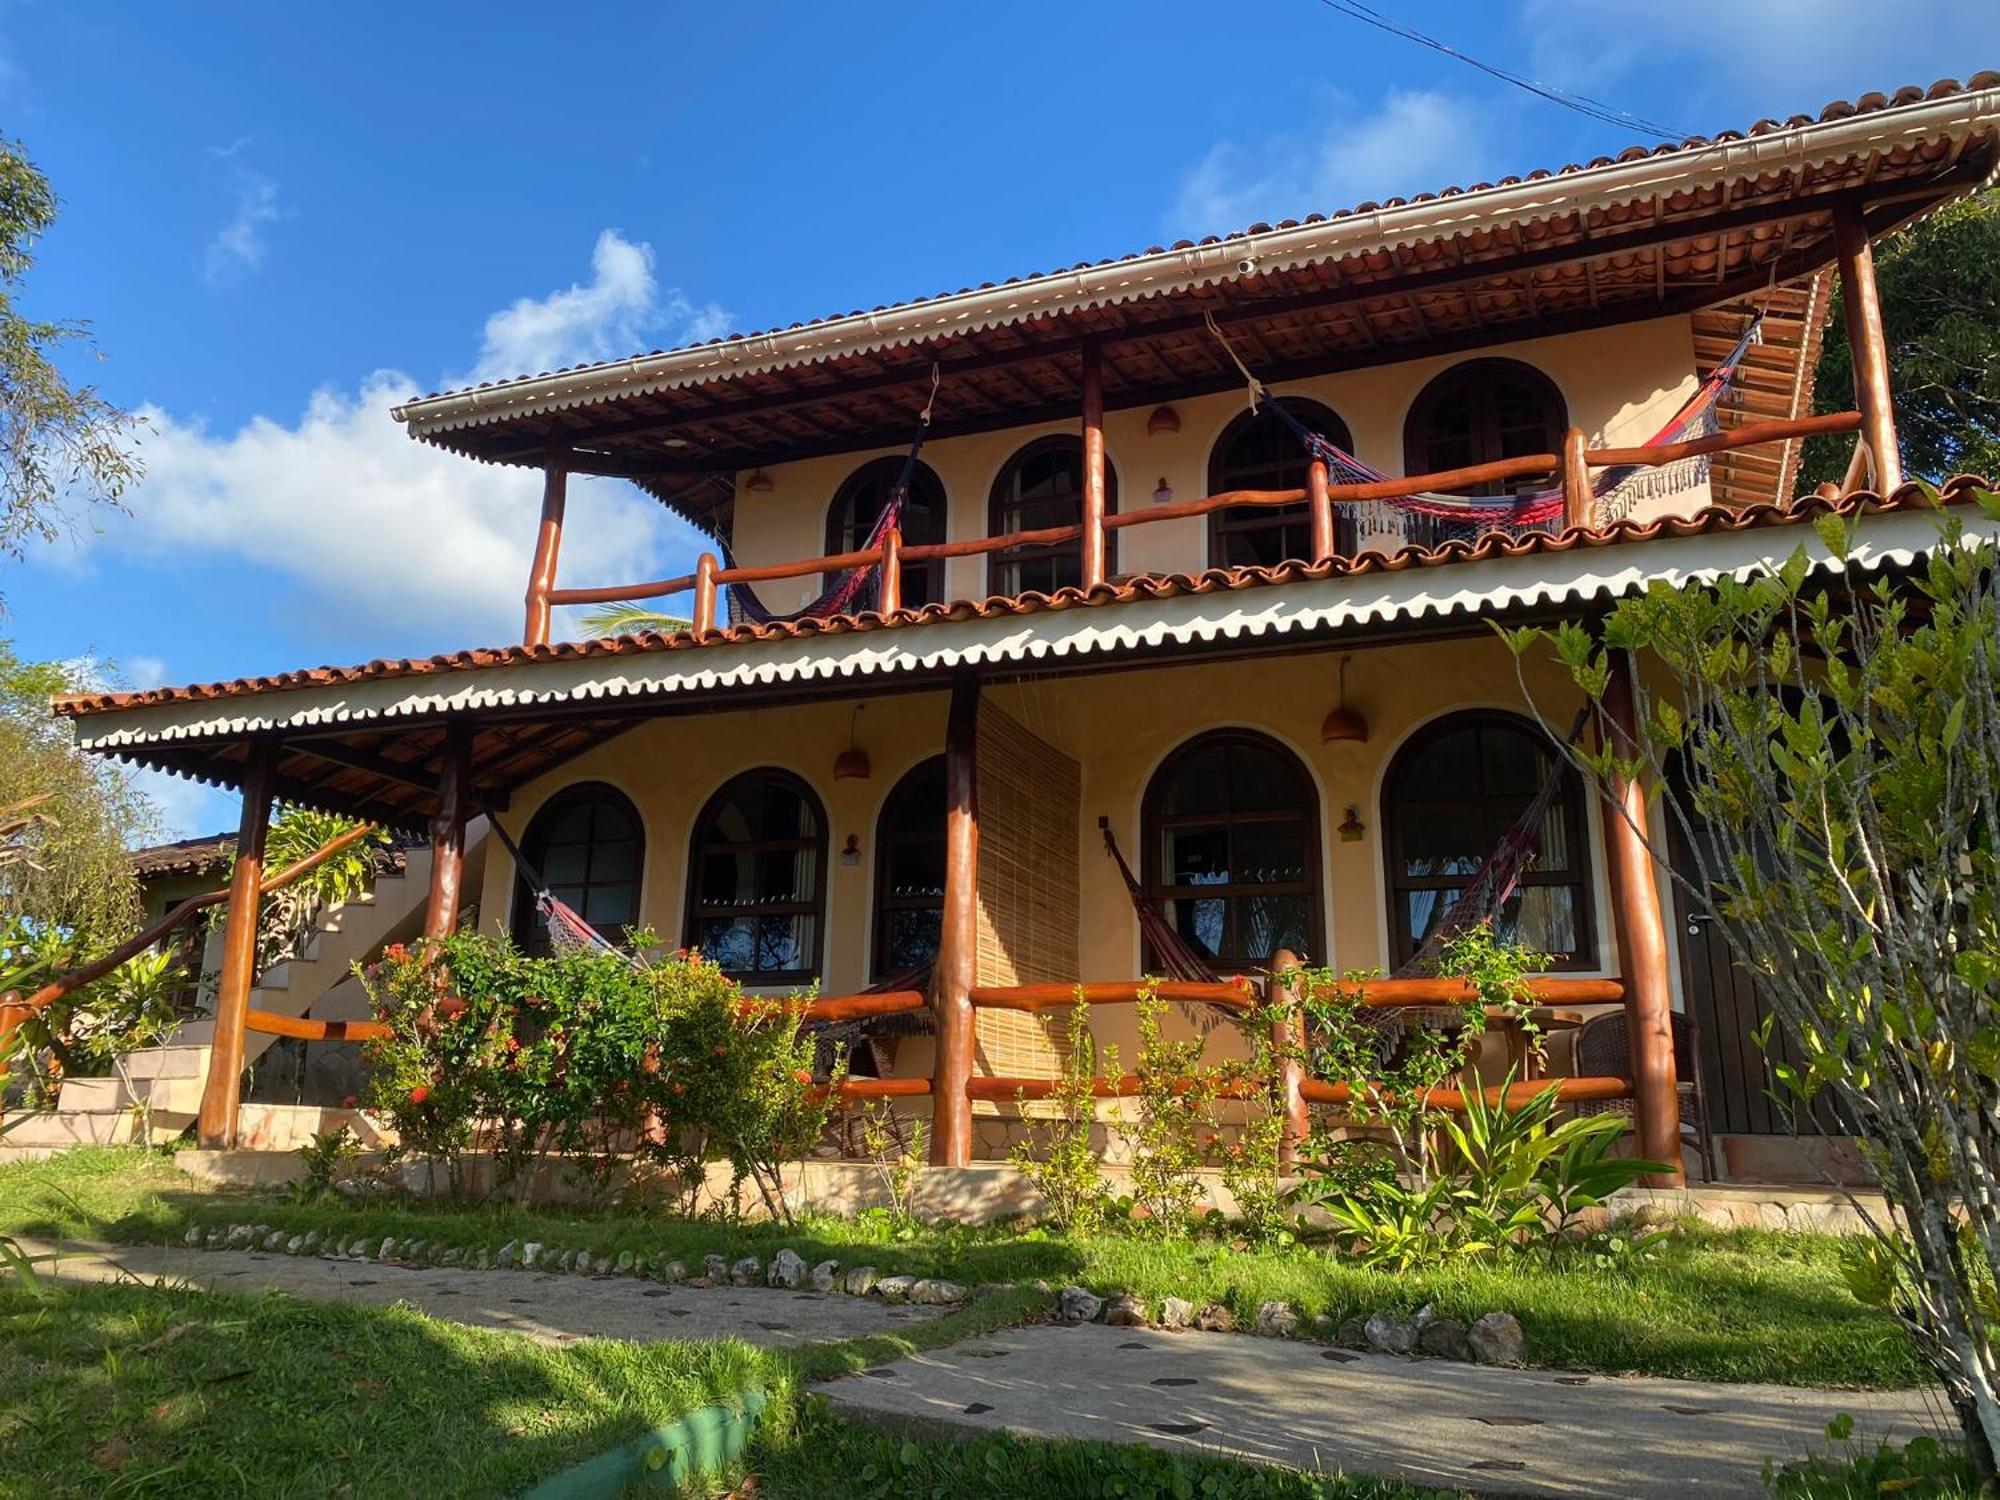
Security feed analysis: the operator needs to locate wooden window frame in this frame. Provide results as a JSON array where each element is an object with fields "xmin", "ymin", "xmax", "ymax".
[
  {"xmin": 1403, "ymin": 359, "xmax": 1568, "ymax": 498},
  {"xmin": 1140, "ymin": 728, "xmax": 1325, "ymax": 972},
  {"xmin": 509, "ymin": 781, "xmax": 646, "ymax": 955},
  {"xmin": 986, "ymin": 434, "xmax": 1117, "ymax": 596},
  {"xmin": 871, "ymin": 755, "xmax": 947, "ymax": 982},
  {"xmin": 1206, "ymin": 397, "xmax": 1356, "ymax": 568},
  {"xmin": 684, "ymin": 767, "xmax": 829, "ymax": 986},
  {"xmin": 825, "ymin": 455, "xmax": 948, "ymax": 607},
  {"xmin": 1380, "ymin": 710, "xmax": 1596, "ymax": 971}
]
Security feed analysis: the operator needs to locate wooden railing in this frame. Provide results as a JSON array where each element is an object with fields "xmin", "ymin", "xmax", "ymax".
[
  {"xmin": 545, "ymin": 410, "xmax": 1865, "ymax": 637},
  {"xmin": 948, "ymin": 958, "xmax": 1634, "ymax": 1170},
  {"xmin": 0, "ymin": 822, "xmax": 385, "ymax": 1054}
]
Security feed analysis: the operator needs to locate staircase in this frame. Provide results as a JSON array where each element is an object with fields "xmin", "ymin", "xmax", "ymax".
[{"xmin": 5, "ymin": 825, "xmax": 486, "ymax": 1155}]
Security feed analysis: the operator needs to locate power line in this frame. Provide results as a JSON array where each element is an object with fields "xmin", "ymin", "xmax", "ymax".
[{"xmin": 1312, "ymin": 0, "xmax": 1691, "ymax": 142}]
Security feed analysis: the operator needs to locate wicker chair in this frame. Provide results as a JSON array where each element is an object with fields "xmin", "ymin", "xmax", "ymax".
[{"xmin": 1571, "ymin": 1010, "xmax": 1718, "ymax": 1182}]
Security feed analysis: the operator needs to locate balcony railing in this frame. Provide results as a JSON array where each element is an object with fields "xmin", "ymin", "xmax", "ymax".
[{"xmin": 540, "ymin": 410, "xmax": 1864, "ymax": 639}]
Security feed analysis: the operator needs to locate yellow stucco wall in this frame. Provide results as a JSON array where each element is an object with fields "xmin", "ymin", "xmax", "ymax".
[
  {"xmin": 723, "ymin": 316, "xmax": 1707, "ymax": 613},
  {"xmin": 472, "ymin": 633, "xmax": 1670, "ymax": 1067}
]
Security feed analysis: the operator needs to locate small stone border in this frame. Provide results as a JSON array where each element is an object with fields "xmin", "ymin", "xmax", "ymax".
[
  {"xmin": 180, "ymin": 1222, "xmax": 971, "ymax": 1306},
  {"xmin": 180, "ymin": 1222, "xmax": 1525, "ymax": 1367},
  {"xmin": 1053, "ymin": 1285, "xmax": 1526, "ymax": 1367}
]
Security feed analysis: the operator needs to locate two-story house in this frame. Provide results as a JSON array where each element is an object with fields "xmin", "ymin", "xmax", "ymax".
[{"xmin": 54, "ymin": 76, "xmax": 2000, "ymax": 1183}]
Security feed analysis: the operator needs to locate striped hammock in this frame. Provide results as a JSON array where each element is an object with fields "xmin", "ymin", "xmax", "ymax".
[{"xmin": 1260, "ymin": 315, "xmax": 1763, "ymax": 549}]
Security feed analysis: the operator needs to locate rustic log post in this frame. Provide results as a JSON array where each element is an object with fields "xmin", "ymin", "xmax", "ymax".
[
  {"xmin": 880, "ymin": 527, "xmax": 903, "ymax": 616},
  {"xmin": 693, "ymin": 552, "xmax": 719, "ymax": 634},
  {"xmin": 931, "ymin": 673, "xmax": 981, "ymax": 1167},
  {"xmin": 522, "ymin": 452, "xmax": 569, "ymax": 648},
  {"xmin": 1596, "ymin": 656, "xmax": 1685, "ymax": 1187},
  {"xmin": 196, "ymin": 743, "xmax": 280, "ymax": 1150},
  {"xmin": 1832, "ymin": 202, "xmax": 1902, "ymax": 495},
  {"xmin": 1561, "ymin": 426, "xmax": 1591, "ymax": 529},
  {"xmin": 1269, "ymin": 948, "xmax": 1308, "ymax": 1173},
  {"xmin": 1080, "ymin": 341, "xmax": 1108, "ymax": 589},
  {"xmin": 1307, "ymin": 458, "xmax": 1335, "ymax": 563},
  {"xmin": 423, "ymin": 721, "xmax": 473, "ymax": 941}
]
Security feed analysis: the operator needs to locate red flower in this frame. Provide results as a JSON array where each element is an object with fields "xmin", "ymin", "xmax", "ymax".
[
  {"xmin": 383, "ymin": 943, "xmax": 409, "ymax": 963},
  {"xmin": 673, "ymin": 947, "xmax": 689, "ymax": 961},
  {"xmin": 409, "ymin": 1084, "xmax": 430, "ymax": 1105},
  {"xmin": 341, "ymin": 1094, "xmax": 358, "ymax": 1110}
]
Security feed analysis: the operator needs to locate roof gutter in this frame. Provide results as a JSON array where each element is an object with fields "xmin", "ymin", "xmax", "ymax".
[{"xmin": 392, "ymin": 87, "xmax": 1999, "ymax": 438}]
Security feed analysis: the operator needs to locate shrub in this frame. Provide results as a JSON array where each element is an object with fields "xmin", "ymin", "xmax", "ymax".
[
  {"xmin": 356, "ymin": 933, "xmax": 836, "ymax": 1219},
  {"xmin": 1127, "ymin": 983, "xmax": 1215, "ymax": 1236},
  {"xmin": 1009, "ymin": 997, "xmax": 1112, "ymax": 1235}
]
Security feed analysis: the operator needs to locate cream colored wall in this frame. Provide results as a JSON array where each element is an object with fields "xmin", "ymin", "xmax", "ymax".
[
  {"xmin": 723, "ymin": 316, "xmax": 1707, "ymax": 610},
  {"xmin": 474, "ymin": 633, "xmax": 1650, "ymax": 1063}
]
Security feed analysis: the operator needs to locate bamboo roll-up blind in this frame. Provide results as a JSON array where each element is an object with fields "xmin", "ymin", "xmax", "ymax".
[{"xmin": 973, "ymin": 702, "xmax": 1082, "ymax": 1080}]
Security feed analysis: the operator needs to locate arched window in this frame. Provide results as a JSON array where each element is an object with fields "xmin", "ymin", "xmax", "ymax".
[
  {"xmin": 685, "ymin": 769, "xmax": 827, "ymax": 984},
  {"xmin": 1382, "ymin": 712, "xmax": 1593, "ymax": 970},
  {"xmin": 872, "ymin": 756, "xmax": 946, "ymax": 980},
  {"xmin": 1141, "ymin": 730, "xmax": 1322, "ymax": 971},
  {"xmin": 987, "ymin": 436, "xmax": 1117, "ymax": 596},
  {"xmin": 826, "ymin": 456, "xmax": 947, "ymax": 609},
  {"xmin": 1404, "ymin": 359, "xmax": 1567, "ymax": 497},
  {"xmin": 509, "ymin": 783, "xmax": 644, "ymax": 956},
  {"xmin": 1208, "ymin": 398, "xmax": 1356, "ymax": 568}
]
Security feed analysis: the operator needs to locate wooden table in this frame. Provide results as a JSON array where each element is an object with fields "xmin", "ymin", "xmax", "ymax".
[{"xmin": 1497, "ymin": 1005, "xmax": 1584, "ymax": 1080}]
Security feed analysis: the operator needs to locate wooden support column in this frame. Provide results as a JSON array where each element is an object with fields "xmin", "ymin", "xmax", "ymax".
[
  {"xmin": 692, "ymin": 552, "xmax": 719, "ymax": 634},
  {"xmin": 1269, "ymin": 949, "xmax": 1308, "ymax": 1172},
  {"xmin": 931, "ymin": 673, "xmax": 980, "ymax": 1167},
  {"xmin": 522, "ymin": 452, "xmax": 569, "ymax": 647},
  {"xmin": 1561, "ymin": 427, "xmax": 1591, "ymax": 530},
  {"xmin": 1307, "ymin": 458, "xmax": 1335, "ymax": 563},
  {"xmin": 1079, "ymin": 342, "xmax": 1108, "ymax": 589},
  {"xmin": 196, "ymin": 743, "xmax": 280, "ymax": 1150},
  {"xmin": 1596, "ymin": 656, "xmax": 1684, "ymax": 1187},
  {"xmin": 1832, "ymin": 202, "xmax": 1902, "ymax": 495},
  {"xmin": 880, "ymin": 527, "xmax": 903, "ymax": 615},
  {"xmin": 423, "ymin": 722, "xmax": 473, "ymax": 942}
]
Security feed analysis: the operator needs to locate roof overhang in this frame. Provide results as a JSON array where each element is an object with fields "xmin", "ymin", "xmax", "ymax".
[
  {"xmin": 391, "ymin": 80, "xmax": 1998, "ymax": 526},
  {"xmin": 60, "ymin": 482, "xmax": 1999, "ymax": 821}
]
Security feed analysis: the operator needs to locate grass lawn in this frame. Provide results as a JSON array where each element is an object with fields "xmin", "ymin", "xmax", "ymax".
[
  {"xmin": 0, "ymin": 1146, "xmax": 1927, "ymax": 1388},
  {"xmin": 0, "ymin": 1275, "xmax": 782, "ymax": 1500},
  {"xmin": 742, "ymin": 1405, "xmax": 1475, "ymax": 1500}
]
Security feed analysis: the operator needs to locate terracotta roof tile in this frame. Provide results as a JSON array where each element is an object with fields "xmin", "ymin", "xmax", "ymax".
[
  {"xmin": 396, "ymin": 76, "xmax": 2000, "ymax": 411},
  {"xmin": 53, "ymin": 476, "xmax": 1995, "ymax": 720}
]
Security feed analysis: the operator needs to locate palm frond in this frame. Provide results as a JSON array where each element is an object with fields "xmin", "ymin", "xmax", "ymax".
[{"xmin": 579, "ymin": 602, "xmax": 693, "ymax": 638}]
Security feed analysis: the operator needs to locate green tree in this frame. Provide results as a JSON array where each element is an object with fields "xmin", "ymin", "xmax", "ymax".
[
  {"xmin": 0, "ymin": 642, "xmax": 154, "ymax": 951},
  {"xmin": 1508, "ymin": 494, "xmax": 2000, "ymax": 1476},
  {"xmin": 1800, "ymin": 189, "xmax": 2000, "ymax": 491},
  {"xmin": 0, "ymin": 138, "xmax": 139, "ymax": 588}
]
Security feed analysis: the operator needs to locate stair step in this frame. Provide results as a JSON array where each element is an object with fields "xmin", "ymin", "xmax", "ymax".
[
  {"xmin": 1, "ymin": 1111, "xmax": 145, "ymax": 1148},
  {"xmin": 119, "ymin": 1044, "xmax": 209, "ymax": 1080},
  {"xmin": 56, "ymin": 1077, "xmax": 136, "ymax": 1112}
]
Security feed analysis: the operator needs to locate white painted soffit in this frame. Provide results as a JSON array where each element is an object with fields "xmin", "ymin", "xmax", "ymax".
[
  {"xmin": 390, "ymin": 88, "xmax": 1999, "ymax": 438},
  {"xmin": 69, "ymin": 507, "xmax": 1999, "ymax": 754}
]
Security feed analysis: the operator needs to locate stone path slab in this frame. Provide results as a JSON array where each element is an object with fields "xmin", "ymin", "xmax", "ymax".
[
  {"xmin": 21, "ymin": 1238, "xmax": 944, "ymax": 1350},
  {"xmin": 822, "ymin": 1322, "xmax": 1945, "ymax": 1499}
]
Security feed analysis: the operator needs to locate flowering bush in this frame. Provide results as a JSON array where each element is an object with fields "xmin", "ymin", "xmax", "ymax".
[{"xmin": 355, "ymin": 931, "xmax": 836, "ymax": 1217}]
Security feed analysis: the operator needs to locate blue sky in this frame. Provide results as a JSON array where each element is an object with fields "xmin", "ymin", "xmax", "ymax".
[{"xmin": 3, "ymin": 0, "xmax": 1995, "ymax": 838}]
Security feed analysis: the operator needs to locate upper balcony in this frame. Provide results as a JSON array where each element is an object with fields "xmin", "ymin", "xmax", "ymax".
[{"xmin": 389, "ymin": 79, "xmax": 1998, "ymax": 650}]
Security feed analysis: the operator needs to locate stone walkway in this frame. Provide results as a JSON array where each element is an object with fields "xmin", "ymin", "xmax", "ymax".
[
  {"xmin": 822, "ymin": 1322, "xmax": 1946, "ymax": 1500},
  {"xmin": 20, "ymin": 1238, "xmax": 945, "ymax": 1350}
]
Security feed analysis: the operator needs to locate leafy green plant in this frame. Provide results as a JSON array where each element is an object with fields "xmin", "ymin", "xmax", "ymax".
[
  {"xmin": 1511, "ymin": 497, "xmax": 2000, "ymax": 1474},
  {"xmin": 1, "ymin": 919, "xmax": 187, "ymax": 1102},
  {"xmin": 240, "ymin": 806, "xmax": 389, "ymax": 968},
  {"xmin": 856, "ymin": 1102, "xmax": 926, "ymax": 1233},
  {"xmin": 1009, "ymin": 996, "xmax": 1112, "ymax": 1235},
  {"xmin": 285, "ymin": 1124, "xmax": 361, "ymax": 1205},
  {"xmin": 1127, "ymin": 982, "xmax": 1214, "ymax": 1236},
  {"xmin": 1213, "ymin": 998, "xmax": 1298, "ymax": 1248}
]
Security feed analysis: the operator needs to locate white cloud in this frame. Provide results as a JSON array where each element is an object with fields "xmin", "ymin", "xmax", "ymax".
[
  {"xmin": 204, "ymin": 146, "xmax": 282, "ymax": 285},
  {"xmin": 1167, "ymin": 89, "xmax": 1496, "ymax": 238},
  {"xmin": 1519, "ymin": 0, "xmax": 2000, "ymax": 126},
  {"xmin": 127, "ymin": 764, "xmax": 238, "ymax": 843},
  {"xmin": 75, "ymin": 231, "xmax": 727, "ymax": 649}
]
